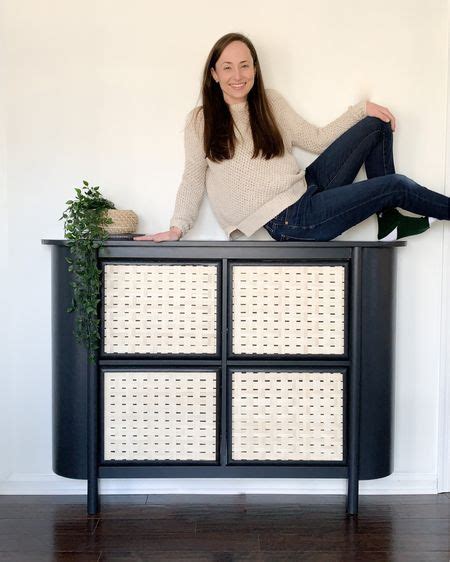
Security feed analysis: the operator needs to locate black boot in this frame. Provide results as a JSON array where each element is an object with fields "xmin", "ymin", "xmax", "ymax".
[{"xmin": 377, "ymin": 208, "xmax": 431, "ymax": 241}]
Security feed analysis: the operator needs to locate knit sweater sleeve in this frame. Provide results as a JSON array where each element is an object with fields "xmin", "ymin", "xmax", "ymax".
[
  {"xmin": 268, "ymin": 89, "xmax": 368, "ymax": 155},
  {"xmin": 169, "ymin": 107, "xmax": 207, "ymax": 237}
]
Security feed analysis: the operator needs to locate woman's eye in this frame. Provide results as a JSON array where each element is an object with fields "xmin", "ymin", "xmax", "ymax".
[
  {"xmin": 223, "ymin": 64, "xmax": 250, "ymax": 70},
  {"xmin": 223, "ymin": 65, "xmax": 249, "ymax": 70}
]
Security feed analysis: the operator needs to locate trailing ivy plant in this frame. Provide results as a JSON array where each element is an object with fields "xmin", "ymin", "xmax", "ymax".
[{"xmin": 60, "ymin": 180, "xmax": 115, "ymax": 362}]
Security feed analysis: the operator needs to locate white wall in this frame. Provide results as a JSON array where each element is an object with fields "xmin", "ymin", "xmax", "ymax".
[
  {"xmin": 0, "ymin": 5, "xmax": 12, "ymax": 484},
  {"xmin": 1, "ymin": 0, "xmax": 448, "ymax": 494},
  {"xmin": 438, "ymin": 1, "xmax": 450, "ymax": 492}
]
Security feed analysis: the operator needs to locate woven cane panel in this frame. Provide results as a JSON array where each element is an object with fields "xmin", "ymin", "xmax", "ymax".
[
  {"xmin": 232, "ymin": 265, "xmax": 345, "ymax": 355},
  {"xmin": 103, "ymin": 264, "xmax": 217, "ymax": 354},
  {"xmin": 231, "ymin": 371, "xmax": 343, "ymax": 461},
  {"xmin": 104, "ymin": 371, "xmax": 217, "ymax": 461}
]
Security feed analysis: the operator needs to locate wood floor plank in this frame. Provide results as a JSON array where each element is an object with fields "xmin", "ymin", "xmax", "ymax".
[
  {"xmin": 91, "ymin": 529, "xmax": 260, "ymax": 553},
  {"xmin": 96, "ymin": 552, "xmax": 450, "ymax": 562},
  {"xmin": 98, "ymin": 554, "xmax": 240, "ymax": 562},
  {"xmin": 253, "ymin": 553, "xmax": 449, "ymax": 562},
  {"xmin": 94, "ymin": 518, "xmax": 195, "ymax": 535},
  {"xmin": 0, "ymin": 554, "xmax": 101, "ymax": 562},
  {"xmin": 258, "ymin": 529, "xmax": 449, "ymax": 552}
]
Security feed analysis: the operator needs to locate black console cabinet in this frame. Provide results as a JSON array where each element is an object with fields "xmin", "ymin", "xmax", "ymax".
[{"xmin": 42, "ymin": 240, "xmax": 405, "ymax": 515}]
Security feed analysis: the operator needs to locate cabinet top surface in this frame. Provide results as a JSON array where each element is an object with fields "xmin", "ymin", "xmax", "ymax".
[{"xmin": 41, "ymin": 239, "xmax": 406, "ymax": 248}]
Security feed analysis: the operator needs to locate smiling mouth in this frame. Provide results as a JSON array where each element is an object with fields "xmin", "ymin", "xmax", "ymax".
[{"xmin": 230, "ymin": 83, "xmax": 246, "ymax": 89}]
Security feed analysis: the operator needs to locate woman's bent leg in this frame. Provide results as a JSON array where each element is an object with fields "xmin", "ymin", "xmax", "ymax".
[
  {"xmin": 305, "ymin": 116, "xmax": 395, "ymax": 190},
  {"xmin": 299, "ymin": 116, "xmax": 434, "ymax": 240},
  {"xmin": 277, "ymin": 174, "xmax": 450, "ymax": 241}
]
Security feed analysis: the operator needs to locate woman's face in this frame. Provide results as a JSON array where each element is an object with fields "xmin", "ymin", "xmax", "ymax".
[{"xmin": 210, "ymin": 40, "xmax": 256, "ymax": 105}]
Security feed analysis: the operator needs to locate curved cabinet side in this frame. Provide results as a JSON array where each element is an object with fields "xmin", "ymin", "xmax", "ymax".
[
  {"xmin": 359, "ymin": 247, "xmax": 396, "ymax": 480},
  {"xmin": 52, "ymin": 245, "xmax": 88, "ymax": 479}
]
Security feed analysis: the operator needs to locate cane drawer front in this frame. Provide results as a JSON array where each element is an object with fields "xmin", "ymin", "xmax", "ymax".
[
  {"xmin": 231, "ymin": 264, "xmax": 346, "ymax": 356},
  {"xmin": 231, "ymin": 370, "xmax": 344, "ymax": 462},
  {"xmin": 103, "ymin": 370, "xmax": 219, "ymax": 462},
  {"xmin": 103, "ymin": 263, "xmax": 219, "ymax": 355}
]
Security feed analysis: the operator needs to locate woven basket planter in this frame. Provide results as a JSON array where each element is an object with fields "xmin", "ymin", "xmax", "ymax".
[{"xmin": 104, "ymin": 209, "xmax": 138, "ymax": 235}]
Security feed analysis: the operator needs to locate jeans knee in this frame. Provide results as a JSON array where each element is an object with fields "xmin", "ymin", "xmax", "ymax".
[
  {"xmin": 375, "ymin": 116, "xmax": 393, "ymax": 134},
  {"xmin": 386, "ymin": 174, "xmax": 417, "ymax": 206},
  {"xmin": 392, "ymin": 173, "xmax": 415, "ymax": 188},
  {"xmin": 361, "ymin": 116, "xmax": 392, "ymax": 138}
]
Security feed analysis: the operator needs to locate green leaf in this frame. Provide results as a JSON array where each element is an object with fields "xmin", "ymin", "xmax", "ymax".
[{"xmin": 60, "ymin": 180, "xmax": 114, "ymax": 356}]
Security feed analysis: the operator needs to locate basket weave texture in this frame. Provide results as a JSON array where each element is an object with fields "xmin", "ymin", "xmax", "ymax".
[
  {"xmin": 103, "ymin": 371, "xmax": 217, "ymax": 461},
  {"xmin": 103, "ymin": 264, "xmax": 218, "ymax": 354},
  {"xmin": 104, "ymin": 209, "xmax": 138, "ymax": 234}
]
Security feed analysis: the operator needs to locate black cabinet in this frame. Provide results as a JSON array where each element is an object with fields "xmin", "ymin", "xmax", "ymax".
[{"xmin": 42, "ymin": 240, "xmax": 405, "ymax": 514}]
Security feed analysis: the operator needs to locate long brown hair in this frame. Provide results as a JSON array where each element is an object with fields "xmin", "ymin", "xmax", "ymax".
[{"xmin": 192, "ymin": 33, "xmax": 285, "ymax": 163}]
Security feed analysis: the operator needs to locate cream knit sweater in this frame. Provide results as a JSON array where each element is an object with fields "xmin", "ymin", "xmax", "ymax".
[{"xmin": 170, "ymin": 89, "xmax": 367, "ymax": 239}]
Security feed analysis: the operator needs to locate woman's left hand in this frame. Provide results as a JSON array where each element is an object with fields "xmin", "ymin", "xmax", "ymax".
[{"xmin": 366, "ymin": 101, "xmax": 396, "ymax": 132}]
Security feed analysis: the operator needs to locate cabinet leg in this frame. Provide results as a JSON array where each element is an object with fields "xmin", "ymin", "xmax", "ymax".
[
  {"xmin": 346, "ymin": 475, "xmax": 359, "ymax": 515},
  {"xmin": 87, "ymin": 476, "xmax": 99, "ymax": 515},
  {"xmin": 87, "ymin": 352, "xmax": 99, "ymax": 515},
  {"xmin": 347, "ymin": 247, "xmax": 362, "ymax": 516}
]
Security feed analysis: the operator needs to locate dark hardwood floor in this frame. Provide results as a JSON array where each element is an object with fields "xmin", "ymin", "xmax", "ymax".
[{"xmin": 0, "ymin": 493, "xmax": 448, "ymax": 561}]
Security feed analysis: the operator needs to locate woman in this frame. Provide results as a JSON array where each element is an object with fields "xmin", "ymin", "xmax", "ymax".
[{"xmin": 134, "ymin": 33, "xmax": 449, "ymax": 243}]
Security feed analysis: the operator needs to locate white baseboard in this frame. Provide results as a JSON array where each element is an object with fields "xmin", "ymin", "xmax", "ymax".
[{"xmin": 0, "ymin": 472, "xmax": 438, "ymax": 495}]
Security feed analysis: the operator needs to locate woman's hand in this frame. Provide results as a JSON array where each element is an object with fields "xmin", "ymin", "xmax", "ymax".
[
  {"xmin": 133, "ymin": 227, "xmax": 182, "ymax": 242},
  {"xmin": 366, "ymin": 101, "xmax": 396, "ymax": 132}
]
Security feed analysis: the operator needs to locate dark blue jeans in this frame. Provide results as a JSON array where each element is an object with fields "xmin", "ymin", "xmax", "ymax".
[{"xmin": 264, "ymin": 116, "xmax": 450, "ymax": 241}]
